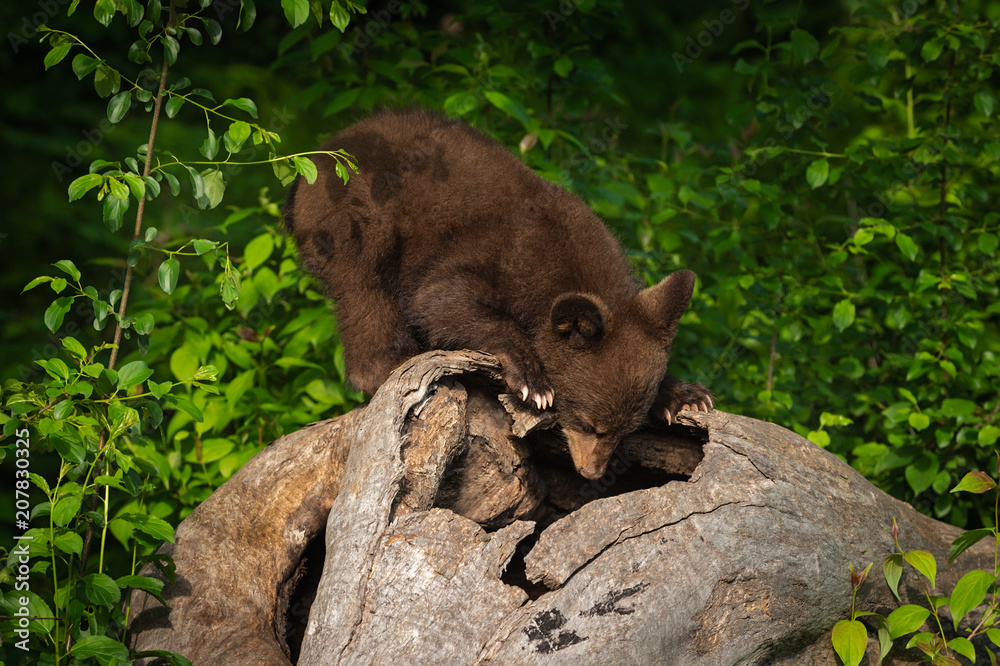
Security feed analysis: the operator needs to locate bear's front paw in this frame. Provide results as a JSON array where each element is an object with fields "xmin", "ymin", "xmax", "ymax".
[
  {"xmin": 496, "ymin": 353, "xmax": 554, "ymax": 411},
  {"xmin": 655, "ymin": 381, "xmax": 713, "ymax": 425}
]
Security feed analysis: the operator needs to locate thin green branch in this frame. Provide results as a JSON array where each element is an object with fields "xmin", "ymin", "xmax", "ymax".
[
  {"xmin": 107, "ymin": 7, "xmax": 174, "ymax": 371},
  {"xmin": 151, "ymin": 149, "xmax": 356, "ymax": 172}
]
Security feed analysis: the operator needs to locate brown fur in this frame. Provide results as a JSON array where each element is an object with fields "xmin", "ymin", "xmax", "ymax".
[{"xmin": 285, "ymin": 109, "xmax": 712, "ymax": 479}]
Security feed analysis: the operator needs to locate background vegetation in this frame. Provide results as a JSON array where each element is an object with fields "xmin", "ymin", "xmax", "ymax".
[{"xmin": 0, "ymin": 0, "xmax": 998, "ymax": 662}]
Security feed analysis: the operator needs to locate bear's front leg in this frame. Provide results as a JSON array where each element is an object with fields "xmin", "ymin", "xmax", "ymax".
[
  {"xmin": 651, "ymin": 373, "xmax": 713, "ymax": 425},
  {"xmin": 410, "ymin": 279, "xmax": 554, "ymax": 410}
]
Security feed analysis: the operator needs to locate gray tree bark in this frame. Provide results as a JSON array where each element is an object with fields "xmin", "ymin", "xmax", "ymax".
[{"xmin": 127, "ymin": 351, "xmax": 994, "ymax": 665}]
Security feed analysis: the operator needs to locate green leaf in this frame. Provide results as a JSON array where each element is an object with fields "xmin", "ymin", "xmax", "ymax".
[
  {"xmin": 908, "ymin": 412, "xmax": 930, "ymax": 430},
  {"xmin": 94, "ymin": 0, "xmax": 115, "ymax": 25},
  {"xmin": 199, "ymin": 170, "xmax": 226, "ymax": 209},
  {"xmin": 833, "ymin": 299, "xmax": 855, "ymax": 331},
  {"xmin": 69, "ymin": 173, "xmax": 104, "ymax": 201},
  {"xmin": 148, "ymin": 379, "xmax": 172, "ymax": 399},
  {"xmin": 201, "ymin": 127, "xmax": 219, "ymax": 159},
  {"xmin": 443, "ymin": 91, "xmax": 478, "ymax": 117},
  {"xmin": 103, "ymin": 193, "xmax": 129, "ymax": 232},
  {"xmin": 142, "ymin": 177, "xmax": 160, "ymax": 201},
  {"xmin": 883, "ymin": 553, "xmax": 903, "ymax": 601},
  {"xmin": 806, "ymin": 158, "xmax": 829, "ymax": 188},
  {"xmin": 167, "ymin": 395, "xmax": 204, "ymax": 422},
  {"xmin": 975, "ymin": 91, "xmax": 996, "ymax": 117},
  {"xmin": 117, "ymin": 574, "xmax": 165, "ymax": 597},
  {"xmin": 226, "ymin": 369, "xmax": 256, "ymax": 407},
  {"xmin": 887, "ymin": 604, "xmax": 931, "ymax": 639},
  {"xmin": 192, "ymin": 239, "xmax": 217, "ymax": 255},
  {"xmin": 831, "ymin": 619, "xmax": 867, "ymax": 666},
  {"xmin": 23, "ymin": 275, "xmax": 53, "ymax": 292},
  {"xmin": 53, "ymin": 259, "xmax": 82, "ymax": 281},
  {"xmin": 70, "ymin": 635, "xmax": 130, "ymax": 665},
  {"xmin": 948, "ymin": 528, "xmax": 994, "ymax": 566},
  {"xmin": 222, "ymin": 97, "xmax": 258, "ymax": 118},
  {"xmin": 950, "ymin": 570, "xmax": 995, "ymax": 630},
  {"xmin": 554, "ymin": 56, "xmax": 573, "ymax": 77},
  {"xmin": 324, "ymin": 88, "xmax": 361, "ymax": 116},
  {"xmin": 282, "ymin": 0, "xmax": 309, "ymax": 27},
  {"xmin": 108, "ymin": 177, "xmax": 129, "ymax": 201},
  {"xmin": 159, "ymin": 257, "xmax": 180, "ymax": 294},
  {"xmin": 53, "ymin": 531, "xmax": 83, "ymax": 556},
  {"xmin": 221, "ymin": 268, "xmax": 242, "ymax": 309},
  {"xmin": 820, "ymin": 412, "xmax": 853, "ymax": 427},
  {"xmin": 93, "ymin": 63, "xmax": 121, "ymax": 98},
  {"xmin": 244, "ymin": 234, "xmax": 275, "ymax": 271},
  {"xmin": 52, "ymin": 399, "xmax": 74, "ymax": 420},
  {"xmin": 905, "ymin": 454, "xmax": 939, "ymax": 495},
  {"xmin": 238, "ymin": 0, "xmax": 257, "ymax": 31},
  {"xmin": 38, "ymin": 358, "xmax": 70, "ymax": 381},
  {"xmin": 895, "ymin": 233, "xmax": 918, "ymax": 261},
  {"xmin": 789, "ymin": 29, "xmax": 820, "ymax": 64},
  {"xmin": 185, "ymin": 437, "xmax": 233, "ymax": 463},
  {"xmin": 951, "ymin": 471, "xmax": 996, "ymax": 494},
  {"xmin": 163, "ymin": 170, "xmax": 181, "ymax": 196},
  {"xmin": 853, "ymin": 228, "xmax": 874, "ymax": 246},
  {"xmin": 873, "ymin": 614, "xmax": 892, "ymax": 664},
  {"xmin": 921, "ymin": 37, "xmax": 944, "ymax": 62},
  {"xmin": 44, "ymin": 42, "xmax": 73, "ymax": 70},
  {"xmin": 30, "ymin": 473, "xmax": 51, "ymax": 496},
  {"xmin": 72, "ymin": 53, "xmax": 100, "ymax": 79},
  {"xmin": 942, "ymin": 399, "xmax": 976, "ymax": 418},
  {"xmin": 44, "ymin": 297, "xmax": 74, "ymax": 333},
  {"xmin": 483, "ymin": 91, "xmax": 531, "ymax": 128},
  {"xmin": 225, "ymin": 120, "xmax": 252, "ymax": 152},
  {"xmin": 108, "ymin": 90, "xmax": 131, "ymax": 123},
  {"xmin": 980, "ymin": 425, "xmax": 1000, "ymax": 447},
  {"xmin": 134, "ymin": 312, "xmax": 155, "ymax": 335},
  {"xmin": 979, "ymin": 233, "xmax": 999, "ymax": 256},
  {"xmin": 163, "ymin": 35, "xmax": 180, "ymax": 65},
  {"xmin": 96, "ymin": 474, "xmax": 125, "ymax": 490},
  {"xmin": 108, "ymin": 404, "xmax": 140, "ymax": 440},
  {"xmin": 329, "ymin": 0, "xmax": 350, "ymax": 31},
  {"xmin": 5, "ymin": 590, "xmax": 54, "ymax": 633},
  {"xmin": 165, "ymin": 95, "xmax": 185, "ymax": 118},
  {"xmin": 121, "ymin": 512, "xmax": 175, "ymax": 543},
  {"xmin": 185, "ymin": 165, "xmax": 206, "ymax": 199},
  {"xmin": 947, "ymin": 636, "xmax": 976, "ymax": 663},
  {"xmin": 903, "ymin": 551, "xmax": 937, "ymax": 589},
  {"xmin": 292, "ymin": 156, "xmax": 318, "ymax": 184},
  {"xmin": 52, "ymin": 493, "xmax": 82, "ymax": 526},
  {"xmin": 203, "ymin": 18, "xmax": 222, "ymax": 44},
  {"xmin": 192, "ymin": 365, "xmax": 218, "ymax": 381},
  {"xmin": 83, "ymin": 572, "xmax": 122, "ymax": 607},
  {"xmin": 117, "ymin": 360, "xmax": 154, "ymax": 390},
  {"xmin": 807, "ymin": 430, "xmax": 830, "ymax": 447},
  {"xmin": 273, "ymin": 157, "xmax": 297, "ymax": 186}
]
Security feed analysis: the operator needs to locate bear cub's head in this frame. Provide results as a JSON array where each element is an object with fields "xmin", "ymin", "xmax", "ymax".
[{"xmin": 536, "ymin": 270, "xmax": 696, "ymax": 480}]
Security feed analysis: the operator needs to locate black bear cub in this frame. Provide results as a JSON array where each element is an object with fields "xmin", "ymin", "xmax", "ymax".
[{"xmin": 284, "ymin": 109, "xmax": 712, "ymax": 480}]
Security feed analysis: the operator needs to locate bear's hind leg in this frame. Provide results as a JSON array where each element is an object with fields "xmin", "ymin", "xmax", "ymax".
[{"xmin": 336, "ymin": 290, "xmax": 420, "ymax": 395}]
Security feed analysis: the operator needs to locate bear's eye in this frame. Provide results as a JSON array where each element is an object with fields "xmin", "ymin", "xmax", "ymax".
[{"xmin": 579, "ymin": 421, "xmax": 595, "ymax": 435}]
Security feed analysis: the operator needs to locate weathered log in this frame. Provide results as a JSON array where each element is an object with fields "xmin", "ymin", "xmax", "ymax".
[{"xmin": 127, "ymin": 350, "xmax": 994, "ymax": 665}]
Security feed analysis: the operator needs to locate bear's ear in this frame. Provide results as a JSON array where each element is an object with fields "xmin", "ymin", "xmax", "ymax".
[
  {"xmin": 637, "ymin": 269, "xmax": 696, "ymax": 344},
  {"xmin": 551, "ymin": 293, "xmax": 607, "ymax": 348}
]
